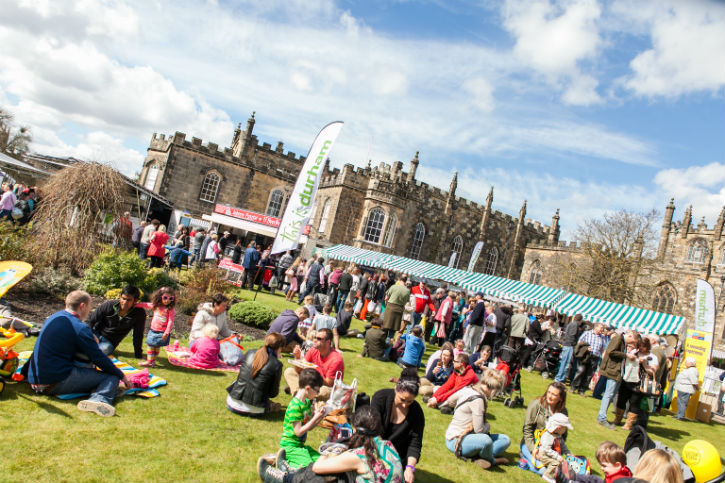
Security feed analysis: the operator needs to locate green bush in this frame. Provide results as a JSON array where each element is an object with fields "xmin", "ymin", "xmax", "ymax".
[
  {"xmin": 84, "ymin": 248, "xmax": 177, "ymax": 298},
  {"xmin": 0, "ymin": 223, "xmax": 33, "ymax": 263},
  {"xmin": 143, "ymin": 268, "xmax": 178, "ymax": 293},
  {"xmin": 227, "ymin": 301, "xmax": 278, "ymax": 330}
]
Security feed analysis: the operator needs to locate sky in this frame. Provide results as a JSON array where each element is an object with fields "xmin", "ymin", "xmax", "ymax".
[{"xmin": 0, "ymin": 0, "xmax": 723, "ymax": 240}]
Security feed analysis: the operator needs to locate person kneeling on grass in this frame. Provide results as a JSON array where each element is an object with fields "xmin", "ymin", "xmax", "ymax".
[
  {"xmin": 28, "ymin": 290, "xmax": 132, "ymax": 417},
  {"xmin": 444, "ymin": 368, "xmax": 510, "ymax": 471},
  {"xmin": 259, "ymin": 405, "xmax": 403, "ymax": 483},
  {"xmin": 278, "ymin": 368, "xmax": 328, "ymax": 469}
]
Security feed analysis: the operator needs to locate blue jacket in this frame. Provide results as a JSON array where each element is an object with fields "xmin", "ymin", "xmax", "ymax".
[
  {"xmin": 425, "ymin": 358, "xmax": 454, "ymax": 385},
  {"xmin": 400, "ymin": 334, "xmax": 426, "ymax": 367},
  {"xmin": 242, "ymin": 246, "xmax": 260, "ymax": 269},
  {"xmin": 28, "ymin": 310, "xmax": 125, "ymax": 385}
]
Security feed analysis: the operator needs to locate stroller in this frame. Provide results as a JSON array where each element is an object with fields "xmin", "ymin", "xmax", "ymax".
[
  {"xmin": 0, "ymin": 326, "xmax": 24, "ymax": 395},
  {"xmin": 493, "ymin": 345, "xmax": 524, "ymax": 408},
  {"xmin": 530, "ymin": 339, "xmax": 562, "ymax": 379}
]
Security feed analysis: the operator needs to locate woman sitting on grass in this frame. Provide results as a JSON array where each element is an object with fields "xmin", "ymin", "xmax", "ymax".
[
  {"xmin": 519, "ymin": 381, "xmax": 568, "ymax": 474},
  {"xmin": 420, "ymin": 347, "xmax": 454, "ymax": 396},
  {"xmin": 258, "ymin": 405, "xmax": 403, "ymax": 483},
  {"xmin": 444, "ymin": 369, "xmax": 510, "ymax": 471},
  {"xmin": 226, "ymin": 332, "xmax": 285, "ymax": 416}
]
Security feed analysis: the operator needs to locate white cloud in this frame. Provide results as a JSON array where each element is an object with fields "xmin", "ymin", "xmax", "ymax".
[
  {"xmin": 612, "ymin": 0, "xmax": 725, "ymax": 97},
  {"xmin": 462, "ymin": 77, "xmax": 495, "ymax": 112},
  {"xmin": 653, "ymin": 162, "xmax": 725, "ymax": 222}
]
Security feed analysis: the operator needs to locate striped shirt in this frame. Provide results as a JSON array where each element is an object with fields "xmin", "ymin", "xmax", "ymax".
[
  {"xmin": 579, "ymin": 330, "xmax": 606, "ymax": 358},
  {"xmin": 280, "ymin": 396, "xmax": 313, "ymax": 448}
]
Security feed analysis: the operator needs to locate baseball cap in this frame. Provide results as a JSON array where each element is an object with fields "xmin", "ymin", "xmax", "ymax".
[{"xmin": 546, "ymin": 412, "xmax": 573, "ymax": 432}]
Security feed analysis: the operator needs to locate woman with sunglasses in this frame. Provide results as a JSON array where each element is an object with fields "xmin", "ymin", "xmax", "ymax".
[
  {"xmin": 371, "ymin": 367, "xmax": 425, "ymax": 483},
  {"xmin": 137, "ymin": 287, "xmax": 177, "ymax": 367}
]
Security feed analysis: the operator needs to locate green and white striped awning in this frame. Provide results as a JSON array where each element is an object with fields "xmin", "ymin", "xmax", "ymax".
[
  {"xmin": 552, "ymin": 293, "xmax": 685, "ymax": 335},
  {"xmin": 324, "ymin": 245, "xmax": 393, "ymax": 268},
  {"xmin": 459, "ymin": 272, "xmax": 566, "ymax": 308}
]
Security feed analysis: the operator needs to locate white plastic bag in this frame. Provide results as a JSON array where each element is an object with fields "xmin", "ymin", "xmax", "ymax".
[{"xmin": 325, "ymin": 372, "xmax": 357, "ymax": 412}]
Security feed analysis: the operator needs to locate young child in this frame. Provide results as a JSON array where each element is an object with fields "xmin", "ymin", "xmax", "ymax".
[
  {"xmin": 538, "ymin": 413, "xmax": 573, "ymax": 483},
  {"xmin": 303, "ymin": 295, "xmax": 317, "ymax": 322},
  {"xmin": 279, "ymin": 368, "xmax": 327, "ymax": 469},
  {"xmin": 188, "ymin": 324, "xmax": 221, "ymax": 369},
  {"xmin": 556, "ymin": 441, "xmax": 632, "ymax": 483},
  {"xmin": 453, "ymin": 339, "xmax": 466, "ymax": 358},
  {"xmin": 137, "ymin": 287, "xmax": 176, "ymax": 367},
  {"xmin": 301, "ymin": 329, "xmax": 316, "ymax": 357}
]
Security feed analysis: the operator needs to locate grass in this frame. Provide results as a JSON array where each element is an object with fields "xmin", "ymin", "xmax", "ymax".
[{"xmin": 3, "ymin": 290, "xmax": 723, "ymax": 482}]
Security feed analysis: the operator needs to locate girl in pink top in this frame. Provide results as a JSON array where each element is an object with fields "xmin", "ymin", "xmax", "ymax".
[
  {"xmin": 189, "ymin": 324, "xmax": 221, "ymax": 368},
  {"xmin": 137, "ymin": 287, "xmax": 176, "ymax": 367}
]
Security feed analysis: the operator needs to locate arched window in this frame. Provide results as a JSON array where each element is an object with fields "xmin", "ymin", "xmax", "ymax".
[
  {"xmin": 529, "ymin": 259, "xmax": 542, "ymax": 285},
  {"xmin": 266, "ymin": 189, "xmax": 285, "ymax": 218},
  {"xmin": 652, "ymin": 283, "xmax": 677, "ymax": 314},
  {"xmin": 686, "ymin": 239, "xmax": 708, "ymax": 263},
  {"xmin": 382, "ymin": 214, "xmax": 397, "ymax": 248},
  {"xmin": 451, "ymin": 235, "xmax": 463, "ymax": 269},
  {"xmin": 485, "ymin": 247, "xmax": 498, "ymax": 275},
  {"xmin": 362, "ymin": 207, "xmax": 385, "ymax": 243},
  {"xmin": 199, "ymin": 171, "xmax": 220, "ymax": 202},
  {"xmin": 409, "ymin": 223, "xmax": 425, "ymax": 259},
  {"xmin": 144, "ymin": 163, "xmax": 159, "ymax": 191},
  {"xmin": 318, "ymin": 200, "xmax": 332, "ymax": 234}
]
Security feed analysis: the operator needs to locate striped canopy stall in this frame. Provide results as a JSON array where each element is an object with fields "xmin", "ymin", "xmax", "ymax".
[
  {"xmin": 552, "ymin": 292, "xmax": 685, "ymax": 335},
  {"xmin": 460, "ymin": 272, "xmax": 566, "ymax": 308},
  {"xmin": 324, "ymin": 244, "xmax": 393, "ymax": 268}
]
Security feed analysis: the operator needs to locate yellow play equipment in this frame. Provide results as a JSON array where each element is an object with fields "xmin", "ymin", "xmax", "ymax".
[{"xmin": 0, "ymin": 326, "xmax": 24, "ymax": 395}]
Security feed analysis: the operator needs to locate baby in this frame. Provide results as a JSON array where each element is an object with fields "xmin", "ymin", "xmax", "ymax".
[
  {"xmin": 538, "ymin": 413, "xmax": 572, "ymax": 483},
  {"xmin": 188, "ymin": 324, "xmax": 221, "ymax": 369}
]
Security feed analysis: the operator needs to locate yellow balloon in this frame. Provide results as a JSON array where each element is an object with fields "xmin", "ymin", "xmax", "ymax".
[{"xmin": 682, "ymin": 440, "xmax": 722, "ymax": 483}]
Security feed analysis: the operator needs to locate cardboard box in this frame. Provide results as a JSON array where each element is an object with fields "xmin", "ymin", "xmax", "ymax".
[{"xmin": 696, "ymin": 402, "xmax": 712, "ymax": 423}]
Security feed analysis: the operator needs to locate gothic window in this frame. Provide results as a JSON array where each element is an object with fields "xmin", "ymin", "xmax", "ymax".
[
  {"xmin": 144, "ymin": 164, "xmax": 159, "ymax": 191},
  {"xmin": 485, "ymin": 247, "xmax": 498, "ymax": 275},
  {"xmin": 686, "ymin": 239, "xmax": 708, "ymax": 263},
  {"xmin": 266, "ymin": 189, "xmax": 285, "ymax": 218},
  {"xmin": 652, "ymin": 283, "xmax": 677, "ymax": 314},
  {"xmin": 363, "ymin": 207, "xmax": 385, "ymax": 243},
  {"xmin": 719, "ymin": 246, "xmax": 725, "ymax": 265},
  {"xmin": 318, "ymin": 200, "xmax": 332, "ymax": 234},
  {"xmin": 382, "ymin": 214, "xmax": 398, "ymax": 248},
  {"xmin": 409, "ymin": 222, "xmax": 425, "ymax": 259},
  {"xmin": 529, "ymin": 259, "xmax": 542, "ymax": 285},
  {"xmin": 451, "ymin": 235, "xmax": 463, "ymax": 269},
  {"xmin": 199, "ymin": 171, "xmax": 221, "ymax": 203}
]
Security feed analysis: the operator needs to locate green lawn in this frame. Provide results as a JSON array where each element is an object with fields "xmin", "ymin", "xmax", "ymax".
[{"xmin": 3, "ymin": 291, "xmax": 723, "ymax": 482}]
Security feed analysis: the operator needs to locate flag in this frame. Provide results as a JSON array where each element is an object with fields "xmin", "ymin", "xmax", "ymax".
[
  {"xmin": 467, "ymin": 241, "xmax": 484, "ymax": 272},
  {"xmin": 271, "ymin": 121, "xmax": 344, "ymax": 254}
]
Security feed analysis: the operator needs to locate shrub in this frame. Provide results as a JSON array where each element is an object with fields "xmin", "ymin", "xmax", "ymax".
[
  {"xmin": 143, "ymin": 268, "xmax": 178, "ymax": 294},
  {"xmin": 0, "ymin": 223, "xmax": 34, "ymax": 263},
  {"xmin": 227, "ymin": 301, "xmax": 278, "ymax": 330},
  {"xmin": 177, "ymin": 267, "xmax": 229, "ymax": 296},
  {"xmin": 84, "ymin": 248, "xmax": 148, "ymax": 295},
  {"xmin": 21, "ymin": 266, "xmax": 81, "ymax": 299},
  {"xmin": 178, "ymin": 287, "xmax": 208, "ymax": 316}
]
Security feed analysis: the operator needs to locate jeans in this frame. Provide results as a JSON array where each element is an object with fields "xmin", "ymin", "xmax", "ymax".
[
  {"xmin": 464, "ymin": 325, "xmax": 483, "ymax": 354},
  {"xmin": 676, "ymin": 391, "xmax": 692, "ymax": 419},
  {"xmin": 335, "ymin": 291, "xmax": 349, "ymax": 314},
  {"xmin": 412, "ymin": 312, "xmax": 423, "ymax": 326},
  {"xmin": 519, "ymin": 442, "xmax": 546, "ymax": 475},
  {"xmin": 138, "ymin": 243, "xmax": 149, "ymax": 260},
  {"xmin": 555, "ymin": 345, "xmax": 574, "ymax": 382},
  {"xmin": 445, "ymin": 433, "xmax": 510, "ymax": 463},
  {"xmin": 47, "ymin": 366, "xmax": 120, "ymax": 405},
  {"xmin": 598, "ymin": 377, "xmax": 620, "ymax": 422},
  {"xmin": 96, "ymin": 335, "xmax": 116, "ymax": 355}
]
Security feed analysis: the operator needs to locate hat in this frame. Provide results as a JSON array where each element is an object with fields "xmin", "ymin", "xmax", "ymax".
[
  {"xmin": 475, "ymin": 292, "xmax": 484, "ymax": 298},
  {"xmin": 223, "ymin": 231, "xmax": 230, "ymax": 235},
  {"xmin": 546, "ymin": 413, "xmax": 573, "ymax": 432}
]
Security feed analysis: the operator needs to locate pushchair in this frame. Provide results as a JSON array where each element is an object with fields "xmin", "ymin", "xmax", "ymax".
[
  {"xmin": 494, "ymin": 344, "xmax": 524, "ymax": 408},
  {"xmin": 530, "ymin": 339, "xmax": 562, "ymax": 379},
  {"xmin": 0, "ymin": 326, "xmax": 24, "ymax": 395}
]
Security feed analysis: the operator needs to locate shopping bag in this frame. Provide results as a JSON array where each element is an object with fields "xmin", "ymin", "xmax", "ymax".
[
  {"xmin": 326, "ymin": 372, "xmax": 357, "ymax": 412},
  {"xmin": 219, "ymin": 335, "xmax": 244, "ymax": 365}
]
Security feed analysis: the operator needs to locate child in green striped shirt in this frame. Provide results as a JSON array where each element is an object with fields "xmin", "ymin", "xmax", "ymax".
[{"xmin": 280, "ymin": 368, "xmax": 327, "ymax": 468}]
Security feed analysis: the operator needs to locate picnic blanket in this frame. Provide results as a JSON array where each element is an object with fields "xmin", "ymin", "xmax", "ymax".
[
  {"xmin": 164, "ymin": 346, "xmax": 241, "ymax": 373},
  {"xmin": 15, "ymin": 351, "xmax": 167, "ymax": 398}
]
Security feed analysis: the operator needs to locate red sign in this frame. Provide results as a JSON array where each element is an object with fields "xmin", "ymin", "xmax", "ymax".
[
  {"xmin": 214, "ymin": 204, "xmax": 310, "ymax": 235},
  {"xmin": 218, "ymin": 258, "xmax": 245, "ymax": 273}
]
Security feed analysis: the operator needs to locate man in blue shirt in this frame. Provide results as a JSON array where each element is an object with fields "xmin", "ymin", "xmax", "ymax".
[
  {"xmin": 242, "ymin": 241, "xmax": 260, "ymax": 290},
  {"xmin": 28, "ymin": 291, "xmax": 130, "ymax": 417}
]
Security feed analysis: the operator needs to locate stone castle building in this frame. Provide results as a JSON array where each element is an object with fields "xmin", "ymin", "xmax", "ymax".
[
  {"xmin": 139, "ymin": 113, "xmax": 557, "ymax": 276},
  {"xmin": 521, "ymin": 200, "xmax": 725, "ymax": 350}
]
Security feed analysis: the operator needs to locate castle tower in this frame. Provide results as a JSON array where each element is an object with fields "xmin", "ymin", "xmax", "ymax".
[
  {"xmin": 681, "ymin": 204, "xmax": 692, "ymax": 238},
  {"xmin": 406, "ymin": 151, "xmax": 419, "ymax": 183},
  {"xmin": 507, "ymin": 199, "xmax": 526, "ymax": 278},
  {"xmin": 547, "ymin": 209, "xmax": 560, "ymax": 245},
  {"xmin": 657, "ymin": 198, "xmax": 675, "ymax": 260},
  {"xmin": 715, "ymin": 206, "xmax": 725, "ymax": 241},
  {"xmin": 479, "ymin": 186, "xmax": 493, "ymax": 235},
  {"xmin": 232, "ymin": 111, "xmax": 255, "ymax": 158},
  {"xmin": 445, "ymin": 171, "xmax": 458, "ymax": 215}
]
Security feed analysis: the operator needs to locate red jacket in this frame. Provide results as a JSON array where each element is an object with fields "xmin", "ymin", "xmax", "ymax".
[
  {"xmin": 411, "ymin": 285, "xmax": 435, "ymax": 314},
  {"xmin": 433, "ymin": 365, "xmax": 478, "ymax": 403},
  {"xmin": 605, "ymin": 466, "xmax": 632, "ymax": 483}
]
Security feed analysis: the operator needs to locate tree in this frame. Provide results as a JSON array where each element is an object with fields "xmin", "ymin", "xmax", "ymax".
[
  {"xmin": 560, "ymin": 209, "xmax": 660, "ymax": 305},
  {"xmin": 0, "ymin": 108, "xmax": 32, "ymax": 156}
]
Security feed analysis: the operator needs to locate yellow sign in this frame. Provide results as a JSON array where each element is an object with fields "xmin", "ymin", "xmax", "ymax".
[{"xmin": 0, "ymin": 261, "xmax": 33, "ymax": 298}]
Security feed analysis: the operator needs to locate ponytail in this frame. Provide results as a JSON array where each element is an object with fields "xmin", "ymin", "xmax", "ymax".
[{"xmin": 251, "ymin": 332, "xmax": 285, "ymax": 378}]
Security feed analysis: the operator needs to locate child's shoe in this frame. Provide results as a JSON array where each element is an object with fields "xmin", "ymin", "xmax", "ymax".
[
  {"xmin": 257, "ymin": 457, "xmax": 286, "ymax": 483},
  {"xmin": 139, "ymin": 360, "xmax": 155, "ymax": 367}
]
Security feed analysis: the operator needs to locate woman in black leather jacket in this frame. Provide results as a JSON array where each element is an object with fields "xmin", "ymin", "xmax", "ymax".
[{"xmin": 226, "ymin": 332, "xmax": 285, "ymax": 415}]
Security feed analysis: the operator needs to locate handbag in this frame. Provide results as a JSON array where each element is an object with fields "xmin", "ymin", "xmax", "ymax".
[
  {"xmin": 219, "ymin": 335, "xmax": 244, "ymax": 365},
  {"xmin": 639, "ymin": 374, "xmax": 661, "ymax": 396}
]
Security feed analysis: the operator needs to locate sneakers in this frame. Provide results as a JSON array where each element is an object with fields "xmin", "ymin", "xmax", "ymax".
[
  {"xmin": 275, "ymin": 448, "xmax": 291, "ymax": 473},
  {"xmin": 77, "ymin": 399, "xmax": 115, "ymax": 417},
  {"xmin": 598, "ymin": 419, "xmax": 615, "ymax": 429},
  {"xmin": 257, "ymin": 457, "xmax": 286, "ymax": 483}
]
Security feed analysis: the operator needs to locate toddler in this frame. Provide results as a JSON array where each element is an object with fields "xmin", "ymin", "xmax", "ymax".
[
  {"xmin": 537, "ymin": 413, "xmax": 572, "ymax": 483},
  {"xmin": 188, "ymin": 324, "xmax": 221, "ymax": 368},
  {"xmin": 453, "ymin": 339, "xmax": 466, "ymax": 358},
  {"xmin": 301, "ymin": 329, "xmax": 316, "ymax": 357},
  {"xmin": 556, "ymin": 441, "xmax": 632, "ymax": 483},
  {"xmin": 298, "ymin": 295, "xmax": 316, "ymax": 338},
  {"xmin": 137, "ymin": 287, "xmax": 176, "ymax": 367},
  {"xmin": 279, "ymin": 368, "xmax": 327, "ymax": 469}
]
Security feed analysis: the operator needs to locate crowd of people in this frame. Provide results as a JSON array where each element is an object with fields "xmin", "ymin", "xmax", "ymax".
[{"xmin": 0, "ymin": 181, "xmax": 38, "ymax": 225}]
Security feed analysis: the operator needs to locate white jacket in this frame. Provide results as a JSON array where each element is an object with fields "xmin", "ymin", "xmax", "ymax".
[{"xmin": 189, "ymin": 302, "xmax": 232, "ymax": 344}]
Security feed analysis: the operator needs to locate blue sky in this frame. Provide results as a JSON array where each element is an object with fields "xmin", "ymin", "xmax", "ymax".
[{"xmin": 0, "ymin": 0, "xmax": 723, "ymax": 239}]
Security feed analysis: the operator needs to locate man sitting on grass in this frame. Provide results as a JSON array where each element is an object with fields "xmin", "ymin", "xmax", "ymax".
[
  {"xmin": 85, "ymin": 285, "xmax": 146, "ymax": 360},
  {"xmin": 284, "ymin": 328, "xmax": 344, "ymax": 401}
]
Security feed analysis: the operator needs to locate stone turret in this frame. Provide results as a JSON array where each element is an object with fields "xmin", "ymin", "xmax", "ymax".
[
  {"xmin": 697, "ymin": 216, "xmax": 707, "ymax": 231},
  {"xmin": 232, "ymin": 112, "xmax": 255, "ymax": 158},
  {"xmin": 406, "ymin": 151, "xmax": 419, "ymax": 183},
  {"xmin": 681, "ymin": 204, "xmax": 692, "ymax": 238},
  {"xmin": 547, "ymin": 209, "xmax": 560, "ymax": 245},
  {"xmin": 507, "ymin": 199, "xmax": 527, "ymax": 277},
  {"xmin": 445, "ymin": 171, "xmax": 458, "ymax": 215},
  {"xmin": 715, "ymin": 206, "xmax": 725, "ymax": 241},
  {"xmin": 657, "ymin": 198, "xmax": 675, "ymax": 260},
  {"xmin": 479, "ymin": 186, "xmax": 493, "ymax": 235}
]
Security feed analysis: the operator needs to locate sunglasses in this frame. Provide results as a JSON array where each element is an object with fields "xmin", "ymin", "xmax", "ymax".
[
  {"xmin": 162, "ymin": 295, "xmax": 175, "ymax": 301},
  {"xmin": 314, "ymin": 336, "xmax": 329, "ymax": 341}
]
